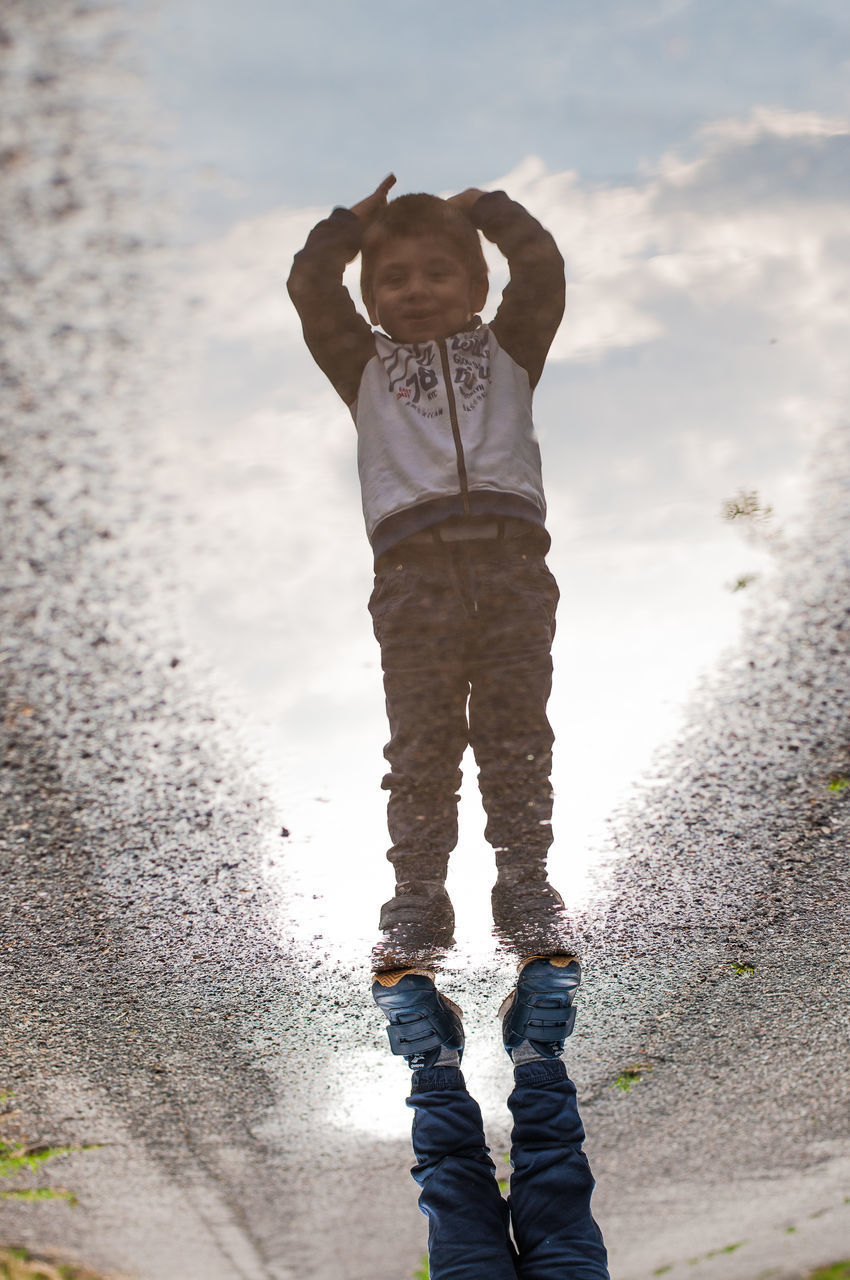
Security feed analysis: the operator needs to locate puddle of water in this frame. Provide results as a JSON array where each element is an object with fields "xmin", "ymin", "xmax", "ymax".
[{"xmin": 135, "ymin": 1, "xmax": 850, "ymax": 970}]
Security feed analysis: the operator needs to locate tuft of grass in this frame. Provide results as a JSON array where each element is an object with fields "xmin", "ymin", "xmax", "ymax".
[
  {"xmin": 705, "ymin": 1241, "xmax": 746, "ymax": 1258},
  {"xmin": 0, "ymin": 1092, "xmax": 100, "ymax": 1210},
  {"xmin": 731, "ymin": 961, "xmax": 755, "ymax": 976},
  {"xmin": 653, "ymin": 1266, "xmax": 672, "ymax": 1276},
  {"xmin": 0, "ymin": 1187, "xmax": 77, "ymax": 1206},
  {"xmin": 0, "ymin": 1246, "xmax": 115, "ymax": 1279},
  {"xmin": 412, "ymin": 1255, "xmax": 429, "ymax": 1280},
  {"xmin": 801, "ymin": 1263, "xmax": 850, "ymax": 1280},
  {"xmin": 827, "ymin": 775, "xmax": 850, "ymax": 793},
  {"xmin": 613, "ymin": 1064, "xmax": 650, "ymax": 1093},
  {"xmin": 0, "ymin": 1144, "xmax": 95, "ymax": 1182}
]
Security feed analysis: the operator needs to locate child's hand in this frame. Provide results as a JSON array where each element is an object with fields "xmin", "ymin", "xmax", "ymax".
[
  {"xmin": 447, "ymin": 187, "xmax": 487, "ymax": 216},
  {"xmin": 350, "ymin": 174, "xmax": 396, "ymax": 222}
]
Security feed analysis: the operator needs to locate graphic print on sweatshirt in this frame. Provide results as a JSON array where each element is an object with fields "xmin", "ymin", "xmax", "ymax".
[
  {"xmin": 381, "ymin": 343, "xmax": 439, "ymax": 408},
  {"xmin": 450, "ymin": 330, "xmax": 491, "ymax": 410},
  {"xmin": 378, "ymin": 330, "xmax": 493, "ymax": 423}
]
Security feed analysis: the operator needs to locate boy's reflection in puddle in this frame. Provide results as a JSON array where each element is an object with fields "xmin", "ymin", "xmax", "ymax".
[{"xmin": 287, "ymin": 177, "xmax": 570, "ymax": 960}]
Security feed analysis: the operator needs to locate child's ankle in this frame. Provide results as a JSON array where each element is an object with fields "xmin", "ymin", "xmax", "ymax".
[
  {"xmin": 510, "ymin": 1039, "xmax": 560, "ymax": 1065},
  {"xmin": 495, "ymin": 861, "xmax": 547, "ymax": 886}
]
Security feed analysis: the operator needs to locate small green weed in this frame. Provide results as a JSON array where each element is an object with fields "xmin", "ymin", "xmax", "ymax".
[
  {"xmin": 1, "ymin": 1186, "xmax": 77, "ymax": 1205},
  {"xmin": 827, "ymin": 776, "xmax": 850, "ymax": 793},
  {"xmin": 653, "ymin": 1266, "xmax": 672, "ymax": 1276},
  {"xmin": 802, "ymin": 1263, "xmax": 850, "ymax": 1280},
  {"xmin": 412, "ymin": 1255, "xmax": 429, "ymax": 1280},
  {"xmin": 0, "ymin": 1092, "xmax": 100, "ymax": 1209},
  {"xmin": 0, "ymin": 1245, "xmax": 114, "ymax": 1279},
  {"xmin": 613, "ymin": 1064, "xmax": 650, "ymax": 1093},
  {"xmin": 670, "ymin": 1240, "xmax": 748, "ymax": 1269},
  {"xmin": 731, "ymin": 961, "xmax": 755, "ymax": 976},
  {"xmin": 705, "ymin": 1241, "xmax": 745, "ymax": 1258}
]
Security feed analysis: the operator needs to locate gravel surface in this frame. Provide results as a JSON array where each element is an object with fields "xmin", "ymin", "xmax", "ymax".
[{"xmin": 2, "ymin": 6, "xmax": 849, "ymax": 1280}]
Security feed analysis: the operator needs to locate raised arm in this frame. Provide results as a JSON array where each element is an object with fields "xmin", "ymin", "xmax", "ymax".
[
  {"xmin": 457, "ymin": 189, "xmax": 565, "ymax": 389},
  {"xmin": 287, "ymin": 176, "xmax": 396, "ymax": 405}
]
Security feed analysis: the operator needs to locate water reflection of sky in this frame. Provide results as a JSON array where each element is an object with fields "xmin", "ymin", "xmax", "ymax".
[{"xmin": 139, "ymin": 0, "xmax": 850, "ymax": 962}]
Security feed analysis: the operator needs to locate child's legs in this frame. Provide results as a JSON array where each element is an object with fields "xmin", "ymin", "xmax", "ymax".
[
  {"xmin": 369, "ymin": 554, "xmax": 470, "ymax": 882},
  {"xmin": 507, "ymin": 1060, "xmax": 609, "ymax": 1280},
  {"xmin": 408, "ymin": 1066, "xmax": 519, "ymax": 1280},
  {"xmin": 466, "ymin": 548, "xmax": 558, "ymax": 871}
]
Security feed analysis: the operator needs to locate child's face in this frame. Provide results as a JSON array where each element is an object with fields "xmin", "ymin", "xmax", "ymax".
[{"xmin": 367, "ymin": 235, "xmax": 487, "ymax": 343}]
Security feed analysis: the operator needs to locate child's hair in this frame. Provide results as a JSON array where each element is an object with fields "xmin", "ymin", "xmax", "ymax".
[{"xmin": 360, "ymin": 193, "xmax": 489, "ymax": 309}]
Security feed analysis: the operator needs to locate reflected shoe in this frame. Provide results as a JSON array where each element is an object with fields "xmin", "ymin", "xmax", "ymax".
[
  {"xmin": 491, "ymin": 873, "xmax": 567, "ymax": 950},
  {"xmin": 379, "ymin": 880, "xmax": 455, "ymax": 949},
  {"xmin": 370, "ymin": 932, "xmax": 451, "ymax": 974},
  {"xmin": 499, "ymin": 955, "xmax": 581, "ymax": 1061},
  {"xmin": 372, "ymin": 970, "xmax": 464, "ymax": 1069}
]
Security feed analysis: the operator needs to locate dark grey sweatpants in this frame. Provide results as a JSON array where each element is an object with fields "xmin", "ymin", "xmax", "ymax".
[{"xmin": 368, "ymin": 536, "xmax": 559, "ymax": 884}]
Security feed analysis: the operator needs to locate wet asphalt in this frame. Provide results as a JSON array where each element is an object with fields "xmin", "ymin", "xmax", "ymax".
[{"xmin": 2, "ymin": 5, "xmax": 849, "ymax": 1279}]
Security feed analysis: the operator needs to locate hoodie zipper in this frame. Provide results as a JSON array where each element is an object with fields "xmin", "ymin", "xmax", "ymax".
[{"xmin": 438, "ymin": 338, "xmax": 471, "ymax": 515}]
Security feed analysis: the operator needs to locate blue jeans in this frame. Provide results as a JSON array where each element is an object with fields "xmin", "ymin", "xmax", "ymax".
[{"xmin": 408, "ymin": 1060, "xmax": 609, "ymax": 1280}]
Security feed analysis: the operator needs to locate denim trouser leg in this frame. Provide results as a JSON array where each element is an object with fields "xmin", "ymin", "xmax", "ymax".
[
  {"xmin": 408, "ymin": 1067, "xmax": 519, "ymax": 1280},
  {"xmin": 508, "ymin": 1060, "xmax": 609, "ymax": 1280}
]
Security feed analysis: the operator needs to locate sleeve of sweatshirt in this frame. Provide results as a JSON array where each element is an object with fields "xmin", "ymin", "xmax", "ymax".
[
  {"xmin": 473, "ymin": 191, "xmax": 565, "ymax": 390},
  {"xmin": 287, "ymin": 207, "xmax": 377, "ymax": 407}
]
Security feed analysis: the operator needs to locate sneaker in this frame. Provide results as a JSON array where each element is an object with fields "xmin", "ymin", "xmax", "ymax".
[
  {"xmin": 491, "ymin": 874, "xmax": 568, "ymax": 951},
  {"xmin": 499, "ymin": 955, "xmax": 581, "ymax": 1060},
  {"xmin": 372, "ymin": 970, "xmax": 464, "ymax": 1069},
  {"xmin": 379, "ymin": 880, "xmax": 455, "ymax": 949}
]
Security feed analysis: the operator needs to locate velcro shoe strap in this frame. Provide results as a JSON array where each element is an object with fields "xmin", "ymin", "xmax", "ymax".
[
  {"xmin": 386, "ymin": 1015, "xmax": 443, "ymax": 1057},
  {"xmin": 521, "ymin": 1005, "xmax": 577, "ymax": 1043}
]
